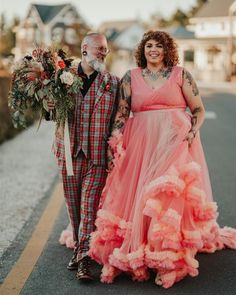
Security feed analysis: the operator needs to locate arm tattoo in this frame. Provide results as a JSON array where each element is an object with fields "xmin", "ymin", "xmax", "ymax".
[
  {"xmin": 183, "ymin": 69, "xmax": 199, "ymax": 96},
  {"xmin": 112, "ymin": 71, "xmax": 131, "ymax": 132},
  {"xmin": 191, "ymin": 107, "xmax": 202, "ymax": 128}
]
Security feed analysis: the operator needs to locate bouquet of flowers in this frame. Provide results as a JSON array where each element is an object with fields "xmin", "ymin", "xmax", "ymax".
[{"xmin": 8, "ymin": 47, "xmax": 83, "ymax": 128}]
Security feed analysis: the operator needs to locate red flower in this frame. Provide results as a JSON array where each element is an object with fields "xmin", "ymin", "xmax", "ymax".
[
  {"xmin": 105, "ymin": 83, "xmax": 111, "ymax": 91},
  {"xmin": 40, "ymin": 71, "xmax": 48, "ymax": 80},
  {"xmin": 27, "ymin": 72, "xmax": 36, "ymax": 81},
  {"xmin": 58, "ymin": 60, "xmax": 66, "ymax": 69}
]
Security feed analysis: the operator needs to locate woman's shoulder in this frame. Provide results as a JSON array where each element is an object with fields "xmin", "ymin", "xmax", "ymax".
[
  {"xmin": 172, "ymin": 66, "xmax": 185, "ymax": 86},
  {"xmin": 173, "ymin": 65, "xmax": 184, "ymax": 73}
]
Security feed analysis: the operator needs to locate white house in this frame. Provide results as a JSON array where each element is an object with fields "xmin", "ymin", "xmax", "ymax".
[
  {"xmin": 189, "ymin": 0, "xmax": 236, "ymax": 81},
  {"xmin": 13, "ymin": 3, "xmax": 89, "ymax": 60},
  {"xmin": 163, "ymin": 26, "xmax": 197, "ymax": 75}
]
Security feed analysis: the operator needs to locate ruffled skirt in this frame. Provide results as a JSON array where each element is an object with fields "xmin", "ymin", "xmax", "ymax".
[{"xmin": 88, "ymin": 109, "xmax": 236, "ymax": 288}]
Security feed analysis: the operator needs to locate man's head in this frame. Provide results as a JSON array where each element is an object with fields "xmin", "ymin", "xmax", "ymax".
[{"xmin": 81, "ymin": 33, "xmax": 109, "ymax": 72}]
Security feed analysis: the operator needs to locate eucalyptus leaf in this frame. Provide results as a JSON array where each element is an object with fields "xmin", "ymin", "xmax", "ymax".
[
  {"xmin": 37, "ymin": 89, "xmax": 44, "ymax": 99},
  {"xmin": 43, "ymin": 79, "xmax": 50, "ymax": 85},
  {"xmin": 42, "ymin": 99, "xmax": 49, "ymax": 112}
]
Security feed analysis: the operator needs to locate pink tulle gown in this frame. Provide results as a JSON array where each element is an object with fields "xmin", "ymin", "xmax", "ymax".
[{"xmin": 88, "ymin": 66, "xmax": 236, "ymax": 288}]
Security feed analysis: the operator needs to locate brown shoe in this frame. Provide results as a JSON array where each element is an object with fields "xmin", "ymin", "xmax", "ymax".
[
  {"xmin": 67, "ymin": 252, "xmax": 78, "ymax": 271},
  {"xmin": 76, "ymin": 256, "xmax": 93, "ymax": 282}
]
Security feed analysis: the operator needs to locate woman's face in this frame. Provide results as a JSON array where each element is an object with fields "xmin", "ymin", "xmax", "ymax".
[{"xmin": 144, "ymin": 39, "xmax": 165, "ymax": 66}]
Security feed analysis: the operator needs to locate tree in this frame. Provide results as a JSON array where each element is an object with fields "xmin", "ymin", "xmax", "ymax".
[
  {"xmin": 0, "ymin": 15, "xmax": 20, "ymax": 57},
  {"xmin": 148, "ymin": 0, "xmax": 209, "ymax": 28},
  {"xmin": 170, "ymin": 9, "xmax": 189, "ymax": 26},
  {"xmin": 189, "ymin": 0, "xmax": 209, "ymax": 17}
]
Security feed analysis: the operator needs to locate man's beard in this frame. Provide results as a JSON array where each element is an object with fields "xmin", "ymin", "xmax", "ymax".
[{"xmin": 85, "ymin": 54, "xmax": 106, "ymax": 72}]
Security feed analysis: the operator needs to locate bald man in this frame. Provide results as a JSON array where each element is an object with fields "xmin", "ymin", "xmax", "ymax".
[{"xmin": 49, "ymin": 33, "xmax": 120, "ymax": 281}]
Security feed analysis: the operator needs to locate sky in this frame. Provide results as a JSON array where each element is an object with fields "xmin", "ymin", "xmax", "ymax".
[{"xmin": 0, "ymin": 0, "xmax": 197, "ymax": 28}]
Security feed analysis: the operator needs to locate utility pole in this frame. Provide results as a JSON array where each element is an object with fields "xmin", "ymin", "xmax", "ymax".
[{"xmin": 227, "ymin": 1, "xmax": 236, "ymax": 81}]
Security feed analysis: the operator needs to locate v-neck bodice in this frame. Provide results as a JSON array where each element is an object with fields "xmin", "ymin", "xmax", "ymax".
[{"xmin": 131, "ymin": 66, "xmax": 187, "ymax": 112}]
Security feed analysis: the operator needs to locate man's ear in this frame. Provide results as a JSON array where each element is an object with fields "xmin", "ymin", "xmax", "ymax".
[{"xmin": 82, "ymin": 44, "xmax": 87, "ymax": 51}]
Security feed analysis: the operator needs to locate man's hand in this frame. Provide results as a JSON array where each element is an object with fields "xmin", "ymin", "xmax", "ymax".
[
  {"xmin": 47, "ymin": 101, "xmax": 56, "ymax": 110},
  {"xmin": 55, "ymin": 124, "xmax": 64, "ymax": 140}
]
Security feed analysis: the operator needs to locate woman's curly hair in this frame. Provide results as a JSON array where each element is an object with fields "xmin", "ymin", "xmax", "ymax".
[{"xmin": 135, "ymin": 30, "xmax": 179, "ymax": 68}]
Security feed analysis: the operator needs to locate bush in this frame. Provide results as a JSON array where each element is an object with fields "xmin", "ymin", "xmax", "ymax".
[{"xmin": 0, "ymin": 75, "xmax": 37, "ymax": 144}]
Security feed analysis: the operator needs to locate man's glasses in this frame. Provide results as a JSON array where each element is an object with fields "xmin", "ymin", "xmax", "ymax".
[{"xmin": 92, "ymin": 46, "xmax": 110, "ymax": 55}]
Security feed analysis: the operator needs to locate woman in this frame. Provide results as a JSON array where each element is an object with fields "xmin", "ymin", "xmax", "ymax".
[{"xmin": 88, "ymin": 31, "xmax": 236, "ymax": 288}]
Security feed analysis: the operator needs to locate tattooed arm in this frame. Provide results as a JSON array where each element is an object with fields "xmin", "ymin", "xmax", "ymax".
[
  {"xmin": 107, "ymin": 70, "xmax": 132, "ymax": 171},
  {"xmin": 182, "ymin": 68, "xmax": 205, "ymax": 146},
  {"xmin": 112, "ymin": 70, "xmax": 131, "ymax": 133}
]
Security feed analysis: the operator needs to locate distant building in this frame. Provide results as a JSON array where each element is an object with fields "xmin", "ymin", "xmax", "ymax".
[
  {"xmin": 13, "ymin": 3, "xmax": 89, "ymax": 59},
  {"xmin": 164, "ymin": 26, "xmax": 197, "ymax": 75},
  {"xmin": 189, "ymin": 0, "xmax": 236, "ymax": 81},
  {"xmin": 99, "ymin": 20, "xmax": 145, "ymax": 77}
]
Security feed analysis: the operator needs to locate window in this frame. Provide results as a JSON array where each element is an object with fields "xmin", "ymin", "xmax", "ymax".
[
  {"xmin": 184, "ymin": 50, "xmax": 194, "ymax": 62},
  {"xmin": 52, "ymin": 27, "xmax": 64, "ymax": 43},
  {"xmin": 65, "ymin": 28, "xmax": 77, "ymax": 44}
]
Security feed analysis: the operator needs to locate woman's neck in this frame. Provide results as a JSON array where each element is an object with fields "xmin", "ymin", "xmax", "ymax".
[{"xmin": 146, "ymin": 63, "xmax": 165, "ymax": 72}]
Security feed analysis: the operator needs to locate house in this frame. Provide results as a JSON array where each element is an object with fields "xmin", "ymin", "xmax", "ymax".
[
  {"xmin": 164, "ymin": 26, "xmax": 197, "ymax": 74},
  {"xmin": 189, "ymin": 0, "xmax": 236, "ymax": 81},
  {"xmin": 13, "ymin": 3, "xmax": 89, "ymax": 60},
  {"xmin": 98, "ymin": 20, "xmax": 145, "ymax": 77}
]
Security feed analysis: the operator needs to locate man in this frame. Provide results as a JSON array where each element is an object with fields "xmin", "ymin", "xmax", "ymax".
[{"xmin": 49, "ymin": 33, "xmax": 120, "ymax": 281}]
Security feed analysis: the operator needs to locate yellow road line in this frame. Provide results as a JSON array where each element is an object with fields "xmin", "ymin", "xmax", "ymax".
[{"xmin": 0, "ymin": 182, "xmax": 64, "ymax": 295}]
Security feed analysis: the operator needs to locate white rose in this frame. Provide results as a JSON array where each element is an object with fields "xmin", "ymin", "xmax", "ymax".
[
  {"xmin": 71, "ymin": 58, "xmax": 80, "ymax": 70},
  {"xmin": 60, "ymin": 71, "xmax": 74, "ymax": 85}
]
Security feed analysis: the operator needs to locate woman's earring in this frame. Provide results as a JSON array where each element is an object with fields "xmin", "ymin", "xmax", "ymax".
[{"xmin": 82, "ymin": 51, "xmax": 87, "ymax": 56}]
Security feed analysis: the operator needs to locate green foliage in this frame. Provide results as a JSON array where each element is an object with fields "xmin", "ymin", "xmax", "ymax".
[
  {"xmin": 0, "ymin": 76, "xmax": 37, "ymax": 144},
  {"xmin": 0, "ymin": 14, "xmax": 19, "ymax": 57},
  {"xmin": 150, "ymin": 0, "xmax": 209, "ymax": 28}
]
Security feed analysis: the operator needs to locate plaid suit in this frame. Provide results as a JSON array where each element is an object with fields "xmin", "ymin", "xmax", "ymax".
[{"xmin": 54, "ymin": 71, "xmax": 120, "ymax": 259}]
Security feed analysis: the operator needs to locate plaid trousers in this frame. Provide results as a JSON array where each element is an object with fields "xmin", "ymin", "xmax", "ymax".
[{"xmin": 61, "ymin": 150, "xmax": 107, "ymax": 259}]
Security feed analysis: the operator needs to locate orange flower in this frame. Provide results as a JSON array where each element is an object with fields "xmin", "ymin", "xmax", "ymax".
[{"xmin": 58, "ymin": 60, "xmax": 66, "ymax": 69}]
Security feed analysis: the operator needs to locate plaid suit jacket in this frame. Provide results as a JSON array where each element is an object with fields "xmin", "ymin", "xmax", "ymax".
[{"xmin": 54, "ymin": 71, "xmax": 120, "ymax": 168}]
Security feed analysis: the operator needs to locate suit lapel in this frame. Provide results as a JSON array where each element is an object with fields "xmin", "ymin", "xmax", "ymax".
[
  {"xmin": 76, "ymin": 88, "xmax": 83, "ymax": 104},
  {"xmin": 93, "ymin": 71, "xmax": 110, "ymax": 111}
]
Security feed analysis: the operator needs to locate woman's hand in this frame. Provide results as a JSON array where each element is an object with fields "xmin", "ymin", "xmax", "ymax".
[
  {"xmin": 184, "ymin": 129, "xmax": 196, "ymax": 147},
  {"xmin": 107, "ymin": 146, "xmax": 114, "ymax": 173}
]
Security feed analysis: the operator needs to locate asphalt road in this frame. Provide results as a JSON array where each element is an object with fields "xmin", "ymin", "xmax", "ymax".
[{"xmin": 2, "ymin": 88, "xmax": 236, "ymax": 295}]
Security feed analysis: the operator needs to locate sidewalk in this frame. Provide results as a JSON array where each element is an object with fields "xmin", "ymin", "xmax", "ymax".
[
  {"xmin": 0, "ymin": 121, "xmax": 58, "ymax": 282},
  {"xmin": 197, "ymin": 80, "xmax": 236, "ymax": 92}
]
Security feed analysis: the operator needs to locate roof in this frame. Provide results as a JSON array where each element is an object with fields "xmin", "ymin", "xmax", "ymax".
[
  {"xmin": 98, "ymin": 20, "xmax": 138, "ymax": 33},
  {"xmin": 165, "ymin": 26, "xmax": 195, "ymax": 39},
  {"xmin": 194, "ymin": 0, "xmax": 235, "ymax": 18},
  {"xmin": 32, "ymin": 3, "xmax": 69, "ymax": 23}
]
